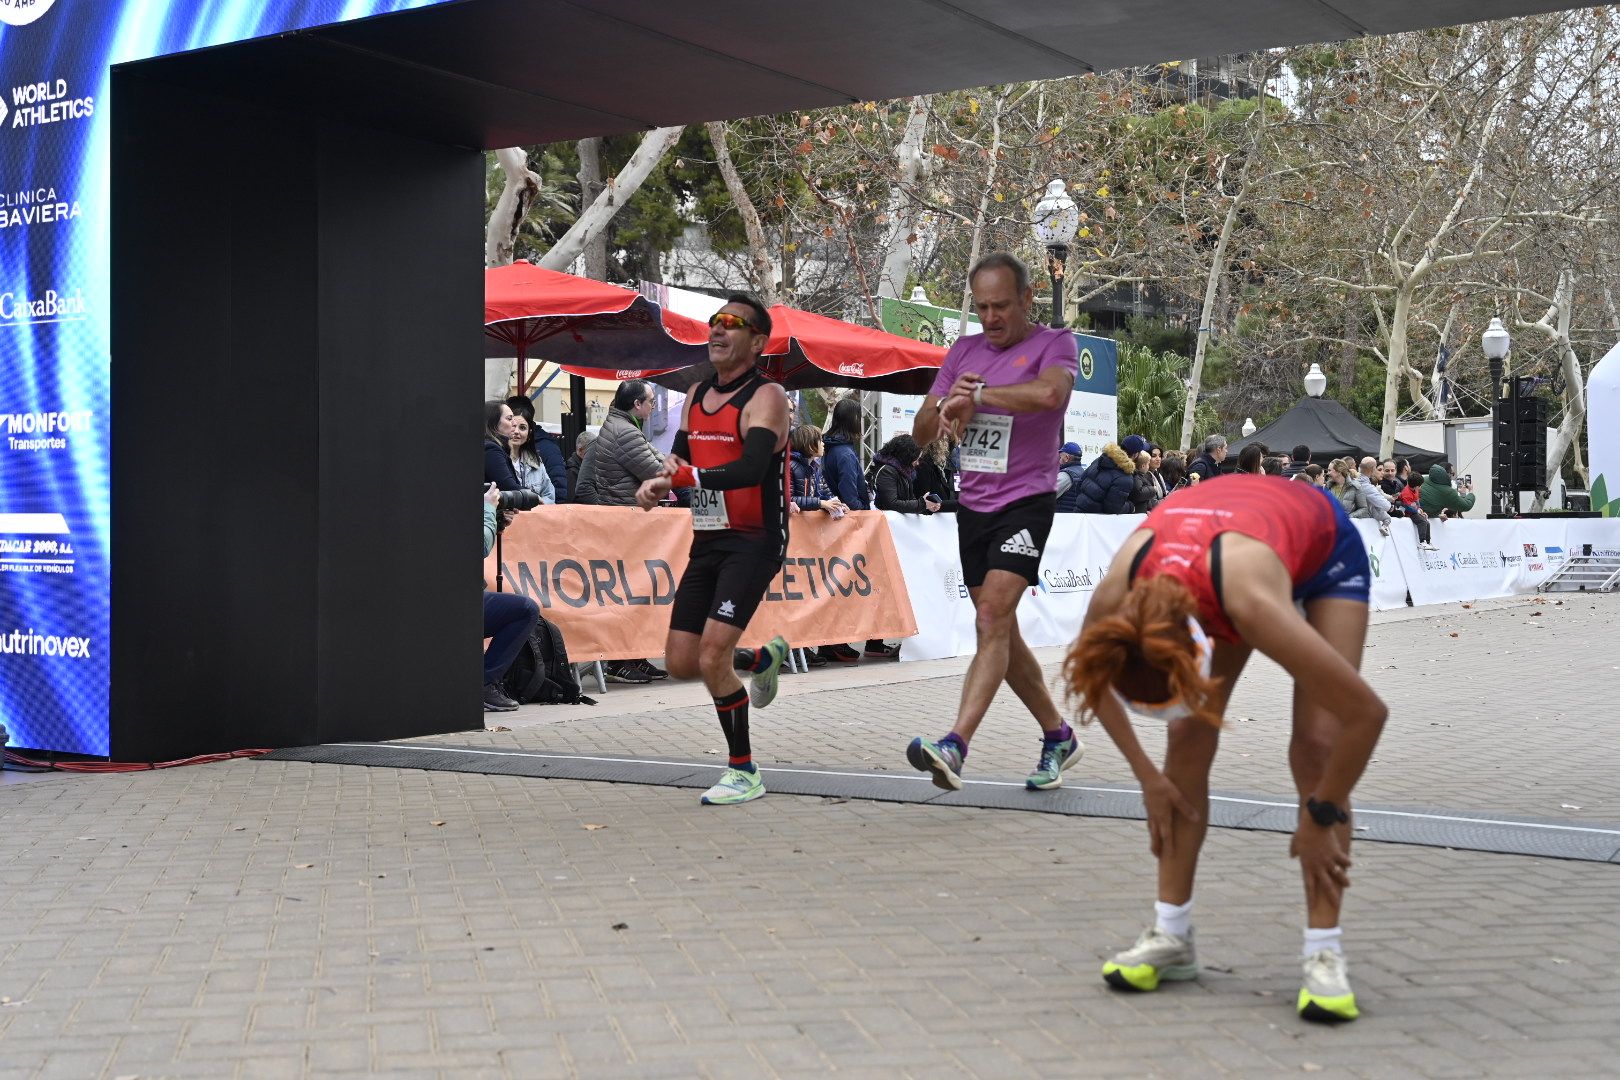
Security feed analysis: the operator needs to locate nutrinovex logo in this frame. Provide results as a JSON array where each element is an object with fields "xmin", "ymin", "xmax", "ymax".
[
  {"xmin": 0, "ymin": 626, "xmax": 91, "ymax": 658},
  {"xmin": 0, "ymin": 0, "xmax": 56, "ymax": 27}
]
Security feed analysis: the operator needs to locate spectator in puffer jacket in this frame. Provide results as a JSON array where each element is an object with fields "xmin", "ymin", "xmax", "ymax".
[
  {"xmin": 1419, "ymin": 462, "xmax": 1477, "ymax": 518},
  {"xmin": 869, "ymin": 434, "xmax": 940, "ymax": 517},
  {"xmin": 788, "ymin": 425, "xmax": 846, "ymax": 515},
  {"xmin": 1054, "ymin": 442, "xmax": 1087, "ymax": 512},
  {"xmin": 574, "ymin": 380, "xmax": 664, "ymax": 508},
  {"xmin": 571, "ymin": 380, "xmax": 668, "ymax": 685},
  {"xmin": 1072, "ymin": 435, "xmax": 1143, "ymax": 514},
  {"xmin": 506, "ymin": 394, "xmax": 569, "ymax": 501},
  {"xmin": 820, "ymin": 398, "xmax": 869, "ymax": 510},
  {"xmin": 484, "ymin": 400, "xmax": 522, "ymax": 493}
]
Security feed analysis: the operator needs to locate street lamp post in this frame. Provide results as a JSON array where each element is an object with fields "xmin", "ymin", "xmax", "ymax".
[
  {"xmin": 1481, "ymin": 316, "xmax": 1512, "ymax": 514},
  {"xmin": 1032, "ymin": 179, "xmax": 1079, "ymax": 328}
]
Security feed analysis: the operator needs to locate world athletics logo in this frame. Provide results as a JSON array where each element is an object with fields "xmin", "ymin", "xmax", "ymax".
[{"xmin": 0, "ymin": 0, "xmax": 57, "ymax": 27}]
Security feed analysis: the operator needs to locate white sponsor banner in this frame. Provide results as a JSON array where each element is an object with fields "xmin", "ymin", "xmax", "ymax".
[
  {"xmin": 884, "ymin": 511, "xmax": 974, "ymax": 661},
  {"xmin": 1351, "ymin": 519, "xmax": 1413, "ymax": 612},
  {"xmin": 890, "ymin": 512, "xmax": 1620, "ymax": 661}
]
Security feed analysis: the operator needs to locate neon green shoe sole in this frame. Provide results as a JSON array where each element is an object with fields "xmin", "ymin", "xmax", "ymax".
[
  {"xmin": 749, "ymin": 635, "xmax": 790, "ymax": 709},
  {"xmin": 1298, "ymin": 988, "xmax": 1359, "ymax": 1022},
  {"xmin": 1102, "ymin": 959, "xmax": 1198, "ymax": 991},
  {"xmin": 700, "ymin": 767, "xmax": 765, "ymax": 806}
]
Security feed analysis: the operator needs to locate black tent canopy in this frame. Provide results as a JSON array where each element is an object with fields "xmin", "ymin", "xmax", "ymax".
[{"xmin": 1229, "ymin": 397, "xmax": 1445, "ymax": 473}]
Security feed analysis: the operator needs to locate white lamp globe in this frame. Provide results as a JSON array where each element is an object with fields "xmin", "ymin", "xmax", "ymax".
[
  {"xmin": 1481, "ymin": 316, "xmax": 1511, "ymax": 360},
  {"xmin": 1241, "ymin": 417, "xmax": 1257, "ymax": 437},
  {"xmin": 909, "ymin": 285, "xmax": 929, "ymax": 304},
  {"xmin": 1032, "ymin": 180, "xmax": 1079, "ymax": 248},
  {"xmin": 1303, "ymin": 362, "xmax": 1328, "ymax": 398}
]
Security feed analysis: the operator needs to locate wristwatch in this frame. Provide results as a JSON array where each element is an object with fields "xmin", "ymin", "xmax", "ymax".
[
  {"xmin": 972, "ymin": 383, "xmax": 985, "ymax": 406},
  {"xmin": 1305, "ymin": 796, "xmax": 1349, "ymax": 827}
]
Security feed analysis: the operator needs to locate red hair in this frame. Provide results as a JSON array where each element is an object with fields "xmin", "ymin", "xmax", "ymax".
[{"xmin": 1063, "ymin": 575, "xmax": 1221, "ymax": 727}]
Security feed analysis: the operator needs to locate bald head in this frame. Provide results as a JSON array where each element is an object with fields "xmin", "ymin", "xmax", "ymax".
[{"xmin": 1359, "ymin": 456, "xmax": 1379, "ymax": 477}]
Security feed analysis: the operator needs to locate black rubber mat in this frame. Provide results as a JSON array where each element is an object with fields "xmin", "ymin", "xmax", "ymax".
[{"xmin": 261, "ymin": 743, "xmax": 1620, "ymax": 864}]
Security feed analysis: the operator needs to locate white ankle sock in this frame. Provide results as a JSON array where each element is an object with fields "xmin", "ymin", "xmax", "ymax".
[
  {"xmin": 1304, "ymin": 926, "xmax": 1343, "ymax": 958},
  {"xmin": 1154, "ymin": 899, "xmax": 1193, "ymax": 939}
]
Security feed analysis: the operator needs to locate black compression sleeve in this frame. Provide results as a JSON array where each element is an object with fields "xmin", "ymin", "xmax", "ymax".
[
  {"xmin": 671, "ymin": 430, "xmax": 691, "ymax": 463},
  {"xmin": 694, "ymin": 427, "xmax": 779, "ymax": 491}
]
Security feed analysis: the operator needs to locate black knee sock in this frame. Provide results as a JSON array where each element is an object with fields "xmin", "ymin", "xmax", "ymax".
[{"xmin": 713, "ymin": 688, "xmax": 753, "ymax": 771}]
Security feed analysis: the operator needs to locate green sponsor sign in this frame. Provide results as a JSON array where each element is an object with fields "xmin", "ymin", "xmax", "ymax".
[{"xmin": 879, "ymin": 297, "xmax": 980, "ymax": 347}]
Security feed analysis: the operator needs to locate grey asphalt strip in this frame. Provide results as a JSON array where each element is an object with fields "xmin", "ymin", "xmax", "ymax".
[{"xmin": 261, "ymin": 743, "xmax": 1620, "ymax": 864}]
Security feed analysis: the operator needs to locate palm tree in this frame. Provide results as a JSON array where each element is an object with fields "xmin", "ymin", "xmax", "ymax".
[{"xmin": 1115, "ymin": 344, "xmax": 1213, "ymax": 450}]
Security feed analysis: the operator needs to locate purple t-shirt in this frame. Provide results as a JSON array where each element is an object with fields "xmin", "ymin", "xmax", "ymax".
[{"xmin": 929, "ymin": 325, "xmax": 1077, "ymax": 512}]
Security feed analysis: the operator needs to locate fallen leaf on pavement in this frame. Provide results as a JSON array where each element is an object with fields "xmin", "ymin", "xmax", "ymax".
[
  {"xmin": 295, "ymin": 864, "xmax": 314, "ymax": 869},
  {"xmin": 430, "ymin": 821, "xmax": 446, "ymax": 827},
  {"xmin": 1448, "ymin": 632, "xmax": 1459, "ymax": 638},
  {"xmin": 611, "ymin": 922, "xmax": 629, "ymax": 931},
  {"xmin": 583, "ymin": 823, "xmax": 608, "ymax": 831},
  {"xmin": 488, "ymin": 725, "xmax": 511, "ymax": 732}
]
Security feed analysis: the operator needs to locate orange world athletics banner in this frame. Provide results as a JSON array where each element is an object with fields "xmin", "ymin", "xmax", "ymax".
[{"xmin": 485, "ymin": 507, "xmax": 918, "ymax": 661}]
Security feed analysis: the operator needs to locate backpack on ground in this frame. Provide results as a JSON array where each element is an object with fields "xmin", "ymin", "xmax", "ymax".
[{"xmin": 502, "ymin": 615, "xmax": 596, "ymax": 705}]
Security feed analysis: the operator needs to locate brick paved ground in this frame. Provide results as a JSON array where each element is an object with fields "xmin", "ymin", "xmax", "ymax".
[{"xmin": 1, "ymin": 594, "xmax": 1617, "ymax": 1078}]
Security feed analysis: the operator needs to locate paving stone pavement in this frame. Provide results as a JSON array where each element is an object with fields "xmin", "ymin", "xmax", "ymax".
[{"xmin": 0, "ymin": 595, "xmax": 1617, "ymax": 1078}]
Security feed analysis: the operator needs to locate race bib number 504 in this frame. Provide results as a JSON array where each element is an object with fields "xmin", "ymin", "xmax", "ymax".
[
  {"xmin": 960, "ymin": 413, "xmax": 1013, "ymax": 473},
  {"xmin": 690, "ymin": 488, "xmax": 730, "ymax": 530}
]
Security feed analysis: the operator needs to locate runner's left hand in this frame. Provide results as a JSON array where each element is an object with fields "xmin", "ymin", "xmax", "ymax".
[
  {"xmin": 1290, "ymin": 814, "xmax": 1352, "ymax": 905},
  {"xmin": 939, "ymin": 393, "xmax": 975, "ymax": 438}
]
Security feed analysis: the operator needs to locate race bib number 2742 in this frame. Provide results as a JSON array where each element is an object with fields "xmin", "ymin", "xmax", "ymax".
[{"xmin": 960, "ymin": 413, "xmax": 1013, "ymax": 474}]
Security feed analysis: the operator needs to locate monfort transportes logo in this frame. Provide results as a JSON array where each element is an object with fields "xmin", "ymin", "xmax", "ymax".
[{"xmin": 0, "ymin": 0, "xmax": 56, "ymax": 27}]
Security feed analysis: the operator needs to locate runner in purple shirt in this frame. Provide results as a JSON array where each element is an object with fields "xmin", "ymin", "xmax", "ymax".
[{"xmin": 905, "ymin": 252, "xmax": 1083, "ymax": 793}]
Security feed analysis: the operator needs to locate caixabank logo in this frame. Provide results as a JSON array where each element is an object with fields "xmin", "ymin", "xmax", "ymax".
[{"xmin": 0, "ymin": 0, "xmax": 56, "ymax": 27}]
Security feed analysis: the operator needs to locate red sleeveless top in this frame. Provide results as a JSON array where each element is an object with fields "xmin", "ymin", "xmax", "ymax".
[
  {"xmin": 686, "ymin": 374, "xmax": 790, "ymax": 557},
  {"xmin": 1130, "ymin": 475, "xmax": 1339, "ymax": 642}
]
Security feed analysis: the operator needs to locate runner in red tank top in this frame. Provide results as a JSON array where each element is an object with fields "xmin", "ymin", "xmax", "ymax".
[
  {"xmin": 635, "ymin": 295, "xmax": 792, "ymax": 807},
  {"xmin": 1063, "ymin": 473, "xmax": 1387, "ymax": 1024}
]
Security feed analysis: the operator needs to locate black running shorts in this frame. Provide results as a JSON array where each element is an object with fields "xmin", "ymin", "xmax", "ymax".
[
  {"xmin": 956, "ymin": 492, "xmax": 1056, "ymax": 588},
  {"xmin": 669, "ymin": 542, "xmax": 784, "ymax": 634}
]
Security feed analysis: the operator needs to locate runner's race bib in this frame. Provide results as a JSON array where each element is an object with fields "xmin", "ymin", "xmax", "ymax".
[
  {"xmin": 960, "ymin": 413, "xmax": 1013, "ymax": 473},
  {"xmin": 690, "ymin": 487, "xmax": 730, "ymax": 530}
]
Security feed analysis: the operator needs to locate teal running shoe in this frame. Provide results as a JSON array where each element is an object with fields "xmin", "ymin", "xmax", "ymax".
[
  {"xmin": 906, "ymin": 736, "xmax": 964, "ymax": 791},
  {"xmin": 1026, "ymin": 732, "xmax": 1084, "ymax": 790},
  {"xmin": 700, "ymin": 767, "xmax": 765, "ymax": 806},
  {"xmin": 748, "ymin": 635, "xmax": 791, "ymax": 708}
]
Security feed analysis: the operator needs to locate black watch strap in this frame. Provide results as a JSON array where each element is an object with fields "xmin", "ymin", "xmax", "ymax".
[{"xmin": 1306, "ymin": 796, "xmax": 1349, "ymax": 827}]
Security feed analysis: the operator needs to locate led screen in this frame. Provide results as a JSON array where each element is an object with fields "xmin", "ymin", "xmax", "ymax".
[{"xmin": 0, "ymin": 0, "xmax": 449, "ymax": 754}]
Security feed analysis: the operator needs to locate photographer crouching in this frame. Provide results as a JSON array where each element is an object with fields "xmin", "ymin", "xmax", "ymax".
[{"xmin": 483, "ymin": 401, "xmax": 541, "ymax": 711}]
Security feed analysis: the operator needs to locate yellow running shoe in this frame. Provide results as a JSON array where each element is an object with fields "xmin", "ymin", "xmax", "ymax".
[{"xmin": 1102, "ymin": 927, "xmax": 1198, "ymax": 991}]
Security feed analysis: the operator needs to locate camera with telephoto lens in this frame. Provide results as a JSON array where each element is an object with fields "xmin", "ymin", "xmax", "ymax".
[{"xmin": 496, "ymin": 487, "xmax": 541, "ymax": 512}]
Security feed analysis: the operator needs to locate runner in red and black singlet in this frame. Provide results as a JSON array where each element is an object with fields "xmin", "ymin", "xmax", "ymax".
[
  {"xmin": 1064, "ymin": 473, "xmax": 1386, "ymax": 1024},
  {"xmin": 682, "ymin": 372, "xmax": 791, "ymax": 561},
  {"xmin": 635, "ymin": 294, "xmax": 792, "ymax": 808}
]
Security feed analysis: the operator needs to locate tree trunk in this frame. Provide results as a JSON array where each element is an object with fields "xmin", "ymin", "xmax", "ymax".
[
  {"xmin": 1178, "ymin": 161, "xmax": 1249, "ymax": 449},
  {"xmin": 706, "ymin": 120, "xmax": 782, "ymax": 305},
  {"xmin": 486, "ymin": 147, "xmax": 541, "ymax": 267},
  {"xmin": 1378, "ymin": 286, "xmax": 1413, "ymax": 459},
  {"xmin": 575, "ymin": 137, "xmax": 608, "ymax": 280},
  {"xmin": 876, "ymin": 97, "xmax": 929, "ymax": 301},
  {"xmin": 538, "ymin": 126, "xmax": 683, "ymax": 273},
  {"xmin": 1528, "ymin": 270, "xmax": 1588, "ymax": 509},
  {"xmin": 957, "ymin": 90, "xmax": 1009, "ymax": 330}
]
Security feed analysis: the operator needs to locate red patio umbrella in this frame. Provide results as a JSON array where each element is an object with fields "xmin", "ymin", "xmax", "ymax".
[
  {"xmin": 483, "ymin": 262, "xmax": 708, "ymax": 393},
  {"xmin": 634, "ymin": 303, "xmax": 946, "ymax": 395}
]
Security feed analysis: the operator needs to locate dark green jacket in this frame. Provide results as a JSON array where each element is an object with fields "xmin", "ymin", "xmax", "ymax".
[{"xmin": 1419, "ymin": 465, "xmax": 1476, "ymax": 516}]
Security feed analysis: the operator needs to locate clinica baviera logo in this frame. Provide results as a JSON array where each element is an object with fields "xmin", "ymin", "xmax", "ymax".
[{"xmin": 0, "ymin": 185, "xmax": 81, "ymax": 230}]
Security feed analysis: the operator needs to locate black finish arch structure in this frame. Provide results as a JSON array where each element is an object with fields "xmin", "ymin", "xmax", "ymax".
[{"xmin": 109, "ymin": 0, "xmax": 1596, "ymax": 758}]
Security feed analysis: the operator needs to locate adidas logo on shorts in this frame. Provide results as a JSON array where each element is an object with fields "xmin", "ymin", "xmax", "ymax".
[{"xmin": 1000, "ymin": 528, "xmax": 1041, "ymax": 558}]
